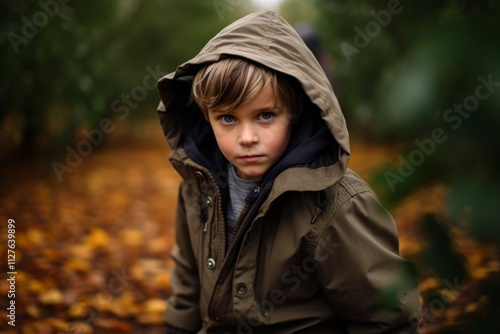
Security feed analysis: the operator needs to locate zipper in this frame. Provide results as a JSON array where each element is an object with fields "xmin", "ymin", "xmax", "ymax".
[
  {"xmin": 207, "ymin": 182, "xmax": 273, "ymax": 319},
  {"xmin": 223, "ymin": 183, "xmax": 271, "ymax": 263},
  {"xmin": 206, "ymin": 172, "xmax": 226, "ymax": 262},
  {"xmin": 186, "ymin": 161, "xmax": 227, "ymax": 262}
]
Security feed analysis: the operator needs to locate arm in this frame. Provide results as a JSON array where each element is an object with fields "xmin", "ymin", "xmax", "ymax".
[
  {"xmin": 316, "ymin": 189, "xmax": 421, "ymax": 333},
  {"xmin": 164, "ymin": 182, "xmax": 201, "ymax": 332}
]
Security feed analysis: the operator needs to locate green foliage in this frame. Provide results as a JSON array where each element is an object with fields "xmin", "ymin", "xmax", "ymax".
[
  {"xmin": 0, "ymin": 0, "xmax": 255, "ymax": 155},
  {"xmin": 278, "ymin": 0, "xmax": 318, "ymax": 25},
  {"xmin": 1, "ymin": 0, "xmax": 122, "ymax": 152},
  {"xmin": 311, "ymin": 0, "xmax": 500, "ymax": 233}
]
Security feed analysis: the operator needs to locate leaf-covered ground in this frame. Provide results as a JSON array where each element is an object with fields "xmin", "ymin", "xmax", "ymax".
[{"xmin": 0, "ymin": 121, "xmax": 498, "ymax": 333}]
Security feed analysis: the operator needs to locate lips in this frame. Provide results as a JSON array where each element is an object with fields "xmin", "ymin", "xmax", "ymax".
[{"xmin": 239, "ymin": 155, "xmax": 264, "ymax": 163}]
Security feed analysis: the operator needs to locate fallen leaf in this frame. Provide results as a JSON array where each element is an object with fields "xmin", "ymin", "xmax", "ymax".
[
  {"xmin": 66, "ymin": 321, "xmax": 94, "ymax": 334},
  {"xmin": 84, "ymin": 228, "xmax": 110, "ymax": 249},
  {"xmin": 45, "ymin": 318, "xmax": 70, "ymax": 330},
  {"xmin": 94, "ymin": 318, "xmax": 132, "ymax": 332},
  {"xmin": 120, "ymin": 228, "xmax": 144, "ymax": 247},
  {"xmin": 68, "ymin": 301, "xmax": 89, "ymax": 318},
  {"xmin": 39, "ymin": 288, "xmax": 65, "ymax": 305},
  {"xmin": 27, "ymin": 228, "xmax": 45, "ymax": 246}
]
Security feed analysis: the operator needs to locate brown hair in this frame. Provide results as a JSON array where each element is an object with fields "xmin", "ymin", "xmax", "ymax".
[{"xmin": 191, "ymin": 57, "xmax": 302, "ymax": 121}]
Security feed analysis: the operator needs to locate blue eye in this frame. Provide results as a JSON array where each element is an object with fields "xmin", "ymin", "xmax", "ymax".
[
  {"xmin": 259, "ymin": 112, "xmax": 274, "ymax": 121},
  {"xmin": 221, "ymin": 115, "xmax": 235, "ymax": 124}
]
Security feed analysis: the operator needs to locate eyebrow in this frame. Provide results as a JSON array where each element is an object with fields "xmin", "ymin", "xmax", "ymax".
[
  {"xmin": 210, "ymin": 105, "xmax": 281, "ymax": 114},
  {"xmin": 210, "ymin": 109, "xmax": 232, "ymax": 114}
]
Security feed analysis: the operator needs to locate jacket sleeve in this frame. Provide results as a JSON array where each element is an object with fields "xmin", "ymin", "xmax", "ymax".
[
  {"xmin": 316, "ymin": 188, "xmax": 421, "ymax": 334},
  {"xmin": 164, "ymin": 182, "xmax": 201, "ymax": 332}
]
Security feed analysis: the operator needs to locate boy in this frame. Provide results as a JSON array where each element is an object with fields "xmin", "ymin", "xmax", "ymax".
[{"xmin": 157, "ymin": 11, "xmax": 421, "ymax": 334}]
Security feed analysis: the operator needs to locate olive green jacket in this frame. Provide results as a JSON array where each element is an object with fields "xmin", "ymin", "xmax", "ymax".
[{"xmin": 157, "ymin": 10, "xmax": 420, "ymax": 334}]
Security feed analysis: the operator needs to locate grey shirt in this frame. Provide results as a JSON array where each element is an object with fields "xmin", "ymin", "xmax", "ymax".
[{"xmin": 226, "ymin": 163, "xmax": 258, "ymax": 245}]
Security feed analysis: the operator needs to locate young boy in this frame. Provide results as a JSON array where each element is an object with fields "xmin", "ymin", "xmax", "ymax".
[{"xmin": 157, "ymin": 11, "xmax": 421, "ymax": 334}]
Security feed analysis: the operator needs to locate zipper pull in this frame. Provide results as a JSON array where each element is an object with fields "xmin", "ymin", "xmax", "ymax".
[
  {"xmin": 202, "ymin": 196, "xmax": 213, "ymax": 232},
  {"xmin": 311, "ymin": 207, "xmax": 322, "ymax": 224},
  {"xmin": 311, "ymin": 190, "xmax": 328, "ymax": 224}
]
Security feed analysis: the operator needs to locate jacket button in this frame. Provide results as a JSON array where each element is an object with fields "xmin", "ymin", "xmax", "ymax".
[
  {"xmin": 236, "ymin": 283, "xmax": 248, "ymax": 296},
  {"xmin": 195, "ymin": 171, "xmax": 204, "ymax": 179},
  {"xmin": 253, "ymin": 186, "xmax": 260, "ymax": 195},
  {"xmin": 206, "ymin": 196, "xmax": 213, "ymax": 206},
  {"xmin": 207, "ymin": 258, "xmax": 216, "ymax": 269}
]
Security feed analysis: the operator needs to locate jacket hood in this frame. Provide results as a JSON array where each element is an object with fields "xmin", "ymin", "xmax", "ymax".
[{"xmin": 157, "ymin": 10, "xmax": 350, "ymax": 193}]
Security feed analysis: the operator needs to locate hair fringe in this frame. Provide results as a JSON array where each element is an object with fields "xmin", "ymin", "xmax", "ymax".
[{"xmin": 191, "ymin": 57, "xmax": 302, "ymax": 121}]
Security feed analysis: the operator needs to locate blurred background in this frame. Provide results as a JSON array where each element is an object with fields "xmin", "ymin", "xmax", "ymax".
[{"xmin": 1, "ymin": 0, "xmax": 499, "ymax": 332}]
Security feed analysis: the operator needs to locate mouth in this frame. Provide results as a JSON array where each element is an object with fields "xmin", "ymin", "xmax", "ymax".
[{"xmin": 238, "ymin": 155, "xmax": 264, "ymax": 163}]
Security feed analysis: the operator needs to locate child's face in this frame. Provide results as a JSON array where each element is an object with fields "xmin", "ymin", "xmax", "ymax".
[{"xmin": 208, "ymin": 87, "xmax": 292, "ymax": 182}]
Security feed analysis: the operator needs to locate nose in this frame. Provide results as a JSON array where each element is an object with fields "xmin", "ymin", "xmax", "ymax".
[{"xmin": 238, "ymin": 123, "xmax": 258, "ymax": 147}]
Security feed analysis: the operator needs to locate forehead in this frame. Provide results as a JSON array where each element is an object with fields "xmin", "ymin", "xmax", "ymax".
[{"xmin": 209, "ymin": 86, "xmax": 280, "ymax": 115}]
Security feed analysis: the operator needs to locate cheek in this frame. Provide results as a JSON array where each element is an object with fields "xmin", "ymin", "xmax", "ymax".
[
  {"xmin": 266, "ymin": 125, "xmax": 291, "ymax": 156},
  {"xmin": 212, "ymin": 130, "xmax": 234, "ymax": 157}
]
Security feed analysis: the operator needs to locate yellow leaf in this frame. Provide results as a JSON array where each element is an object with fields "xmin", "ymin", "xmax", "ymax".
[
  {"xmin": 136, "ymin": 299, "xmax": 166, "ymax": 324},
  {"xmin": 117, "ymin": 290, "xmax": 136, "ymax": 309},
  {"xmin": 147, "ymin": 236, "xmax": 173, "ymax": 254},
  {"xmin": 39, "ymin": 288, "xmax": 64, "ymax": 305},
  {"xmin": 120, "ymin": 228, "xmax": 144, "ymax": 247},
  {"xmin": 27, "ymin": 278, "xmax": 45, "ymax": 293},
  {"xmin": 26, "ymin": 304, "xmax": 41, "ymax": 318},
  {"xmin": 154, "ymin": 270, "xmax": 172, "ymax": 289},
  {"xmin": 45, "ymin": 318, "xmax": 69, "ymax": 330},
  {"xmin": 399, "ymin": 237, "xmax": 421, "ymax": 256},
  {"xmin": 465, "ymin": 295, "xmax": 489, "ymax": 313},
  {"xmin": 108, "ymin": 302, "xmax": 129, "ymax": 318},
  {"xmin": 471, "ymin": 267, "xmax": 493, "ymax": 280},
  {"xmin": 84, "ymin": 228, "xmax": 110, "ymax": 249},
  {"xmin": 67, "ymin": 322, "xmax": 93, "ymax": 334},
  {"xmin": 144, "ymin": 298, "xmax": 167, "ymax": 314},
  {"xmin": 68, "ymin": 301, "xmax": 89, "ymax": 318},
  {"xmin": 65, "ymin": 257, "xmax": 91, "ymax": 272},
  {"xmin": 27, "ymin": 228, "xmax": 45, "ymax": 246},
  {"xmin": 90, "ymin": 292, "xmax": 113, "ymax": 312},
  {"xmin": 440, "ymin": 288, "xmax": 459, "ymax": 303},
  {"xmin": 419, "ymin": 277, "xmax": 440, "ymax": 292},
  {"xmin": 70, "ymin": 243, "xmax": 93, "ymax": 260}
]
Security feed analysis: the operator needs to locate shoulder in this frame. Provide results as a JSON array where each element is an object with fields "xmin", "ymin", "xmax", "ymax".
[
  {"xmin": 322, "ymin": 168, "xmax": 378, "ymax": 217},
  {"xmin": 336, "ymin": 168, "xmax": 375, "ymax": 195},
  {"xmin": 302, "ymin": 169, "xmax": 387, "ymax": 257}
]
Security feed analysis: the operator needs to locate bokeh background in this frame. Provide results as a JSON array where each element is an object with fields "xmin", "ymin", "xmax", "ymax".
[{"xmin": 1, "ymin": 0, "xmax": 499, "ymax": 333}]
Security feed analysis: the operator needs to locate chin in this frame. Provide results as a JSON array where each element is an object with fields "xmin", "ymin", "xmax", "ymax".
[{"xmin": 239, "ymin": 169, "xmax": 265, "ymax": 181}]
